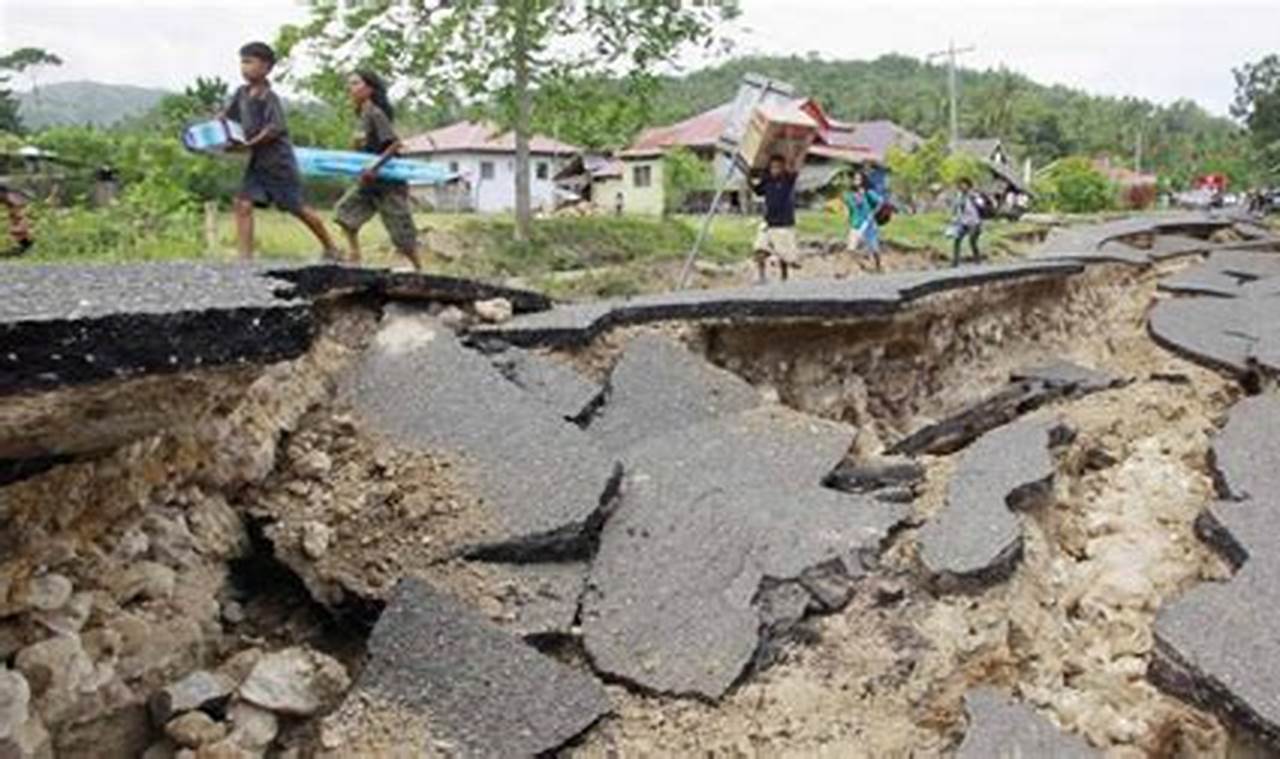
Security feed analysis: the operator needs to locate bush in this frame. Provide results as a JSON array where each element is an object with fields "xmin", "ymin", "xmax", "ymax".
[
  {"xmin": 1034, "ymin": 157, "xmax": 1115, "ymax": 213},
  {"xmin": 939, "ymin": 152, "xmax": 987, "ymax": 187},
  {"xmin": 663, "ymin": 147, "xmax": 713, "ymax": 215}
]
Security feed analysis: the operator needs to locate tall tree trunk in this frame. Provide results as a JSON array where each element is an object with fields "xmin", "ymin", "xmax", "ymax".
[{"xmin": 512, "ymin": 0, "xmax": 533, "ymax": 243}]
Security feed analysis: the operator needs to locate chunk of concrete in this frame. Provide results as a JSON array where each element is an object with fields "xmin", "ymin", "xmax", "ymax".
[
  {"xmin": 582, "ymin": 406, "xmax": 906, "ymax": 699},
  {"xmin": 957, "ymin": 688, "xmax": 1097, "ymax": 758},
  {"xmin": 490, "ymin": 561, "xmax": 586, "ymax": 640},
  {"xmin": 1149, "ymin": 395, "xmax": 1280, "ymax": 749},
  {"xmin": 1210, "ymin": 395, "xmax": 1280, "ymax": 501},
  {"xmin": 489, "ymin": 348, "xmax": 601, "ymax": 422},
  {"xmin": 353, "ymin": 578, "xmax": 609, "ymax": 756},
  {"xmin": 149, "ymin": 671, "xmax": 235, "ymax": 725},
  {"xmin": 344, "ymin": 312, "xmax": 619, "ymax": 559},
  {"xmin": 918, "ymin": 419, "xmax": 1058, "ymax": 581},
  {"xmin": 889, "ymin": 364, "xmax": 1099, "ymax": 458},
  {"xmin": 588, "ymin": 334, "xmax": 760, "ymax": 454}
]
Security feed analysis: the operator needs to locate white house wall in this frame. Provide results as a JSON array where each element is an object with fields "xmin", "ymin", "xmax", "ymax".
[{"xmin": 431, "ymin": 151, "xmax": 567, "ymax": 214}]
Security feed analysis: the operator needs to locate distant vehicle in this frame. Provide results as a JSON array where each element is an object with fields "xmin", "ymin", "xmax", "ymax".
[{"xmin": 1173, "ymin": 188, "xmax": 1220, "ymax": 210}]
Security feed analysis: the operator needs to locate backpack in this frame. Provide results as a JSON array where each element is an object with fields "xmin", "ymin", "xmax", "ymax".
[
  {"xmin": 874, "ymin": 199, "xmax": 895, "ymax": 226},
  {"xmin": 973, "ymin": 191, "xmax": 997, "ymax": 220}
]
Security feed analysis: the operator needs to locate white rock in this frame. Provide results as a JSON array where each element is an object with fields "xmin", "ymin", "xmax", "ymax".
[
  {"xmin": 115, "ymin": 528, "xmax": 151, "ymax": 561},
  {"xmin": 33, "ymin": 592, "xmax": 92, "ymax": 636},
  {"xmin": 238, "ymin": 648, "xmax": 350, "ymax": 717},
  {"xmin": 474, "ymin": 298, "xmax": 514, "ymax": 324},
  {"xmin": 113, "ymin": 562, "xmax": 177, "ymax": 605},
  {"xmin": 149, "ymin": 670, "xmax": 236, "ymax": 725},
  {"xmin": 294, "ymin": 450, "xmax": 333, "ymax": 481},
  {"xmin": 437, "ymin": 306, "xmax": 469, "ymax": 330},
  {"xmin": 0, "ymin": 713, "xmax": 49, "ymax": 759},
  {"xmin": 0, "ymin": 668, "xmax": 30, "ymax": 740},
  {"xmin": 19, "ymin": 574, "xmax": 72, "ymax": 613},
  {"xmin": 13, "ymin": 633, "xmax": 94, "ymax": 724},
  {"xmin": 300, "ymin": 523, "xmax": 334, "ymax": 561},
  {"xmin": 226, "ymin": 701, "xmax": 278, "ymax": 751},
  {"xmin": 165, "ymin": 711, "xmax": 227, "ymax": 749}
]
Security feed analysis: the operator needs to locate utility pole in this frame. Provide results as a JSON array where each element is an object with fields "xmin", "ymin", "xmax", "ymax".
[
  {"xmin": 927, "ymin": 40, "xmax": 976, "ymax": 149},
  {"xmin": 1134, "ymin": 130, "xmax": 1143, "ymax": 174}
]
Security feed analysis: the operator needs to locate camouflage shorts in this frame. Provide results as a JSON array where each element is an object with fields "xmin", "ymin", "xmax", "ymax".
[{"xmin": 335, "ymin": 183, "xmax": 418, "ymax": 252}]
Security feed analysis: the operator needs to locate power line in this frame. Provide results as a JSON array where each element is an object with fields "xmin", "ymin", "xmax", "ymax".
[{"xmin": 927, "ymin": 40, "xmax": 976, "ymax": 149}]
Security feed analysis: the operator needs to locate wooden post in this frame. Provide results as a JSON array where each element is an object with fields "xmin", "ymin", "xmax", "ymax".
[{"xmin": 204, "ymin": 202, "xmax": 218, "ymax": 257}]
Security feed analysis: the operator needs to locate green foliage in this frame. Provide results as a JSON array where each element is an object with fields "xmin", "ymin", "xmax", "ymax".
[
  {"xmin": 153, "ymin": 77, "xmax": 229, "ymax": 132},
  {"xmin": 1232, "ymin": 55, "xmax": 1280, "ymax": 179},
  {"xmin": 1034, "ymin": 157, "xmax": 1115, "ymax": 213},
  {"xmin": 886, "ymin": 133, "xmax": 946, "ymax": 203},
  {"xmin": 17, "ymin": 82, "xmax": 169, "ymax": 130},
  {"xmin": 663, "ymin": 147, "xmax": 713, "ymax": 215},
  {"xmin": 940, "ymin": 152, "xmax": 986, "ymax": 187}
]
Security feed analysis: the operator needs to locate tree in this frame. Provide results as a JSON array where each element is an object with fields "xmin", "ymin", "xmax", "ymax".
[
  {"xmin": 939, "ymin": 152, "xmax": 986, "ymax": 187},
  {"xmin": 1034, "ymin": 157, "xmax": 1113, "ymax": 213},
  {"xmin": 154, "ymin": 77, "xmax": 230, "ymax": 131},
  {"xmin": 663, "ymin": 146, "xmax": 713, "ymax": 215},
  {"xmin": 1232, "ymin": 55, "xmax": 1280, "ymax": 178},
  {"xmin": 277, "ymin": 0, "xmax": 738, "ymax": 242},
  {"xmin": 0, "ymin": 77, "xmax": 21, "ymax": 133},
  {"xmin": 0, "ymin": 47, "xmax": 63, "ymax": 106},
  {"xmin": 885, "ymin": 133, "xmax": 947, "ymax": 206}
]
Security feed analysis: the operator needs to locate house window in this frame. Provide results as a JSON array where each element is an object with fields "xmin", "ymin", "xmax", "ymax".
[
  {"xmin": 480, "ymin": 161, "xmax": 495, "ymax": 180},
  {"xmin": 633, "ymin": 165, "xmax": 653, "ymax": 188},
  {"xmin": 448, "ymin": 161, "xmax": 459, "ymax": 173},
  {"xmin": 536, "ymin": 162, "xmax": 549, "ymax": 180}
]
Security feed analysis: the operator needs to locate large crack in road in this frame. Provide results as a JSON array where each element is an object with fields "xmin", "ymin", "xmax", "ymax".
[{"xmin": 2, "ymin": 212, "xmax": 1280, "ymax": 758}]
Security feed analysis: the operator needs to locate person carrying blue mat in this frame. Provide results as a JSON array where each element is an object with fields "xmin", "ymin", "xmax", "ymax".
[
  {"xmin": 333, "ymin": 70, "xmax": 423, "ymax": 271},
  {"xmin": 220, "ymin": 41, "xmax": 341, "ymax": 262}
]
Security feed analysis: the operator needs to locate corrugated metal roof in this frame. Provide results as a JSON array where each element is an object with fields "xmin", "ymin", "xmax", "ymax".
[{"xmin": 402, "ymin": 120, "xmax": 581, "ymax": 156}]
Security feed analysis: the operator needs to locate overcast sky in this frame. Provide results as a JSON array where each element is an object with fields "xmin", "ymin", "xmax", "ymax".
[{"xmin": 2, "ymin": 0, "xmax": 1277, "ymax": 116}]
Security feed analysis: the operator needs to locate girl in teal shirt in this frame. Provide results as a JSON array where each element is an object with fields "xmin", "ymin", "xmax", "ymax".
[{"xmin": 843, "ymin": 171, "xmax": 883, "ymax": 272}]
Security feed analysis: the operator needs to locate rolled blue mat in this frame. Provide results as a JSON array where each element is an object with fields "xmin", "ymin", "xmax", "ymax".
[{"xmin": 294, "ymin": 147, "xmax": 455, "ymax": 186}]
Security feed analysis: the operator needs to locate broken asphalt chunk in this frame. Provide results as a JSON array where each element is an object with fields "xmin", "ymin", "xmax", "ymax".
[
  {"xmin": 918, "ymin": 418, "xmax": 1060, "ymax": 583},
  {"xmin": 1209, "ymin": 395, "xmax": 1280, "ymax": 501},
  {"xmin": 489, "ymin": 347, "xmax": 602, "ymax": 423},
  {"xmin": 353, "ymin": 578, "xmax": 609, "ymax": 757},
  {"xmin": 957, "ymin": 688, "xmax": 1097, "ymax": 758},
  {"xmin": 343, "ymin": 310, "xmax": 619, "ymax": 559},
  {"xmin": 582, "ymin": 406, "xmax": 906, "ymax": 700},
  {"xmin": 587, "ymin": 333, "xmax": 760, "ymax": 454}
]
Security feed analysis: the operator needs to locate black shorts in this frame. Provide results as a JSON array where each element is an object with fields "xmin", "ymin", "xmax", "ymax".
[{"xmin": 240, "ymin": 168, "xmax": 304, "ymax": 215}]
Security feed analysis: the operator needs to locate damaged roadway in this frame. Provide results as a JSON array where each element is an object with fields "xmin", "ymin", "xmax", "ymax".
[{"xmin": 1150, "ymin": 395, "xmax": 1280, "ymax": 748}]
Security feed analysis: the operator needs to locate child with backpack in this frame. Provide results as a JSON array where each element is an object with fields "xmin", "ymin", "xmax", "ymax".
[
  {"xmin": 843, "ymin": 170, "xmax": 884, "ymax": 272},
  {"xmin": 949, "ymin": 177, "xmax": 987, "ymax": 266}
]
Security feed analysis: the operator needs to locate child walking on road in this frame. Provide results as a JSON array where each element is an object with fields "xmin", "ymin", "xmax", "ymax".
[
  {"xmin": 843, "ymin": 171, "xmax": 883, "ymax": 272},
  {"xmin": 950, "ymin": 177, "xmax": 984, "ymax": 267},
  {"xmin": 224, "ymin": 42, "xmax": 340, "ymax": 262},
  {"xmin": 750, "ymin": 155, "xmax": 799, "ymax": 284},
  {"xmin": 334, "ymin": 70, "xmax": 422, "ymax": 271}
]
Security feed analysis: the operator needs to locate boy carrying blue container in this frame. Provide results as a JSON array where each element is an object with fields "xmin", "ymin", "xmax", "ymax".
[{"xmin": 222, "ymin": 41, "xmax": 340, "ymax": 262}]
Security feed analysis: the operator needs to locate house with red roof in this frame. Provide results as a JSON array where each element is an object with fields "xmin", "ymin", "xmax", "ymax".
[
  {"xmin": 597, "ymin": 102, "xmax": 922, "ymax": 215},
  {"xmin": 401, "ymin": 121, "xmax": 581, "ymax": 213}
]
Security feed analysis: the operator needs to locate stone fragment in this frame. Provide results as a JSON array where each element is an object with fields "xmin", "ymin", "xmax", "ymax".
[
  {"xmin": 473, "ymin": 297, "xmax": 514, "ymax": 324},
  {"xmin": 293, "ymin": 450, "xmax": 332, "ymax": 481},
  {"xmin": 149, "ymin": 671, "xmax": 236, "ymax": 726},
  {"xmin": 165, "ymin": 711, "xmax": 227, "ymax": 749},
  {"xmin": 186, "ymin": 495, "xmax": 248, "ymax": 561},
  {"xmin": 225, "ymin": 701, "xmax": 278, "ymax": 752},
  {"xmin": 0, "ymin": 714, "xmax": 50, "ymax": 759},
  {"xmin": 823, "ymin": 458, "xmax": 926, "ymax": 495},
  {"xmin": 32, "ymin": 593, "xmax": 92, "ymax": 636},
  {"xmin": 918, "ymin": 418, "xmax": 1059, "ymax": 581},
  {"xmin": 16, "ymin": 574, "xmax": 73, "ymax": 614},
  {"xmin": 0, "ymin": 669, "xmax": 30, "ymax": 741},
  {"xmin": 350, "ymin": 578, "xmax": 609, "ymax": 757},
  {"xmin": 13, "ymin": 634, "xmax": 95, "ymax": 725},
  {"xmin": 113, "ymin": 561, "xmax": 177, "ymax": 605},
  {"xmin": 300, "ymin": 522, "xmax": 333, "ymax": 561},
  {"xmin": 238, "ymin": 648, "xmax": 350, "ymax": 717},
  {"xmin": 957, "ymin": 688, "xmax": 1097, "ymax": 758}
]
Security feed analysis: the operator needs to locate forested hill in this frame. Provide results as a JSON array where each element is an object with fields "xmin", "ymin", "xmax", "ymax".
[
  {"xmin": 18, "ymin": 81, "xmax": 169, "ymax": 129},
  {"xmin": 643, "ymin": 54, "xmax": 1248, "ymax": 184}
]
